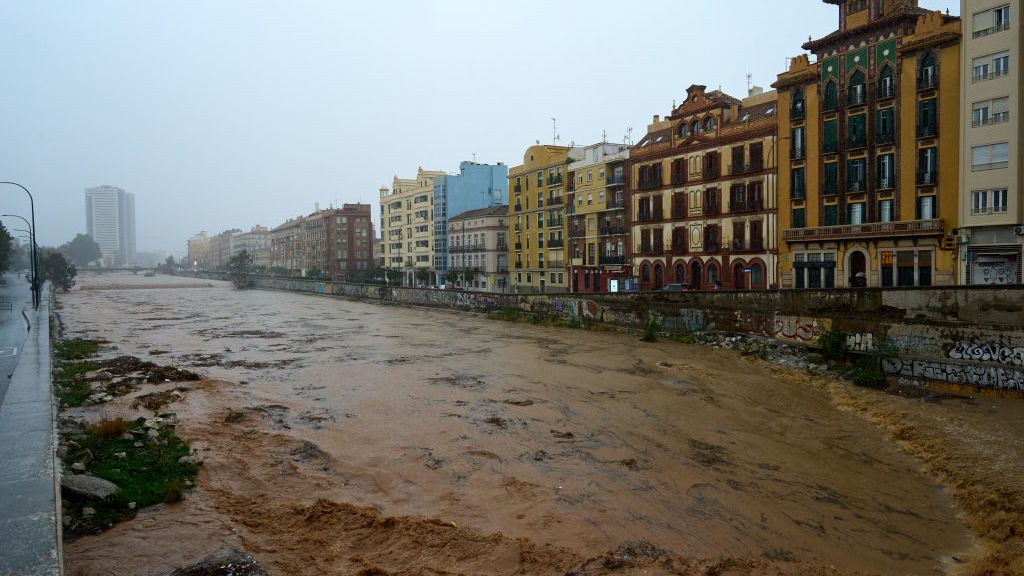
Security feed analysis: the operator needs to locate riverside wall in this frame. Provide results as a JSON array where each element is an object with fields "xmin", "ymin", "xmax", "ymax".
[{"xmin": 213, "ymin": 274, "xmax": 1024, "ymax": 393}]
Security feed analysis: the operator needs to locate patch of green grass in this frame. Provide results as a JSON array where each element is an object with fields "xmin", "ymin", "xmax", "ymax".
[
  {"xmin": 62, "ymin": 418, "xmax": 197, "ymax": 534},
  {"xmin": 56, "ymin": 339, "xmax": 101, "ymax": 361},
  {"xmin": 642, "ymin": 314, "xmax": 660, "ymax": 342},
  {"xmin": 54, "ymin": 339, "xmax": 104, "ymax": 408}
]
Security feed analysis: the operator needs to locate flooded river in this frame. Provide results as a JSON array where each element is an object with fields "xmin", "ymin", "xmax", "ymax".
[{"xmin": 59, "ymin": 273, "xmax": 1024, "ymax": 576}]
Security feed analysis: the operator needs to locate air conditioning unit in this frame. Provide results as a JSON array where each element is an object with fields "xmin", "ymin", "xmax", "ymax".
[
  {"xmin": 956, "ymin": 234, "xmax": 970, "ymax": 244},
  {"xmin": 1015, "ymin": 225, "xmax": 1024, "ymax": 236}
]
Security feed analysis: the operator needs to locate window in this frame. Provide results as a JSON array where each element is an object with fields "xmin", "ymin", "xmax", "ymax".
[
  {"xmin": 917, "ymin": 99, "xmax": 937, "ymax": 137},
  {"xmin": 791, "ymin": 87, "xmax": 805, "ymax": 118},
  {"xmin": 879, "ymin": 199, "xmax": 893, "ymax": 223},
  {"xmin": 877, "ymin": 153, "xmax": 894, "ymax": 189},
  {"xmin": 974, "ymin": 51, "xmax": 1010, "ymax": 82},
  {"xmin": 848, "ymin": 70, "xmax": 866, "ymax": 105},
  {"xmin": 848, "ymin": 113, "xmax": 866, "ymax": 147},
  {"xmin": 972, "ymin": 143, "xmax": 1010, "ymax": 171},
  {"xmin": 918, "ymin": 147, "xmax": 937, "ymax": 184},
  {"xmin": 878, "ymin": 65, "xmax": 895, "ymax": 99},
  {"xmin": 679, "ymin": 123, "xmax": 689, "ymax": 139},
  {"xmin": 704, "ymin": 116, "xmax": 716, "ymax": 131},
  {"xmin": 917, "ymin": 195, "xmax": 936, "ymax": 220},
  {"xmin": 792, "ymin": 207, "xmax": 806, "ymax": 229},
  {"xmin": 974, "ymin": 5, "xmax": 1011, "ymax": 37},
  {"xmin": 877, "ymin": 108, "xmax": 894, "ymax": 143},
  {"xmin": 847, "ymin": 0, "xmax": 867, "ymax": 13},
  {"xmin": 413, "ymin": 194, "xmax": 429, "ymax": 204},
  {"xmin": 536, "ymin": 171, "xmax": 543, "ymax": 186},
  {"xmin": 974, "ymin": 97, "xmax": 1010, "ymax": 127},
  {"xmin": 847, "ymin": 158, "xmax": 866, "ymax": 192},
  {"xmin": 848, "ymin": 202, "xmax": 865, "ymax": 225},
  {"xmin": 825, "ymin": 204, "xmax": 838, "ymax": 226},
  {"xmin": 918, "ymin": 53, "xmax": 937, "ymax": 89},
  {"xmin": 824, "ymin": 80, "xmax": 837, "ymax": 111},
  {"xmin": 823, "ymin": 119, "xmax": 838, "ymax": 152},
  {"xmin": 791, "ymin": 167, "xmax": 806, "ymax": 199},
  {"xmin": 824, "ymin": 162, "xmax": 838, "ymax": 194},
  {"xmin": 972, "ymin": 188, "xmax": 1009, "ymax": 214},
  {"xmin": 791, "ymin": 126, "xmax": 805, "ymax": 158}
]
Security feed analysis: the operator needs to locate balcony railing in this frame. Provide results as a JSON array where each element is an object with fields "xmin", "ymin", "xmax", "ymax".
[
  {"xmin": 606, "ymin": 174, "xmax": 625, "ymax": 185},
  {"xmin": 703, "ymin": 166, "xmax": 720, "ymax": 179},
  {"xmin": 823, "ymin": 97, "xmax": 837, "ymax": 112},
  {"xmin": 973, "ymin": 21, "xmax": 1011, "ymax": 38},
  {"xmin": 791, "ymin": 101, "xmax": 805, "ymax": 119},
  {"xmin": 877, "ymin": 177, "xmax": 893, "ymax": 190},
  {"xmin": 548, "ymin": 262, "xmax": 564, "ymax": 269},
  {"xmin": 918, "ymin": 67, "xmax": 937, "ymax": 90},
  {"xmin": 547, "ymin": 196, "xmax": 564, "ymax": 205},
  {"xmin": 730, "ymin": 162, "xmax": 763, "ymax": 176},
  {"xmin": 449, "ymin": 244, "xmax": 485, "ymax": 253},
  {"xmin": 671, "ymin": 241, "xmax": 687, "ymax": 252},
  {"xmin": 704, "ymin": 242, "xmax": 720, "ymax": 253},
  {"xmin": 702, "ymin": 204, "xmax": 718, "ymax": 216},
  {"xmin": 848, "ymin": 134, "xmax": 866, "ymax": 148},
  {"xmin": 671, "ymin": 208, "xmax": 686, "ymax": 219},
  {"xmin": 569, "ymin": 228, "xmax": 586, "ymax": 238},
  {"xmin": 548, "ymin": 173, "xmax": 563, "ymax": 185},
  {"xmin": 973, "ymin": 112, "xmax": 1010, "ymax": 127},
  {"xmin": 496, "ymin": 242, "xmax": 507, "ymax": 251},
  {"xmin": 637, "ymin": 212, "xmax": 660, "ymax": 222},
  {"xmin": 848, "ymin": 86, "xmax": 866, "ymax": 106},
  {"xmin": 514, "ymin": 241, "xmax": 522, "ymax": 250},
  {"xmin": 514, "ymin": 262, "xmax": 523, "ymax": 269},
  {"xmin": 784, "ymin": 219, "xmax": 944, "ymax": 242},
  {"xmin": 847, "ymin": 180, "xmax": 865, "ymax": 193},
  {"xmin": 600, "ymin": 226, "xmax": 625, "ymax": 236},
  {"xmin": 637, "ymin": 177, "xmax": 662, "ymax": 190},
  {"xmin": 791, "ymin": 146, "xmax": 806, "ymax": 160},
  {"xmin": 916, "ymin": 171, "xmax": 937, "ymax": 185},
  {"xmin": 917, "ymin": 123, "xmax": 937, "ymax": 138},
  {"xmin": 876, "ymin": 131, "xmax": 894, "ymax": 145},
  {"xmin": 514, "ymin": 184, "xmax": 522, "ymax": 193},
  {"xmin": 877, "ymin": 80, "xmax": 895, "ymax": 100},
  {"xmin": 547, "ymin": 238, "xmax": 564, "ymax": 248},
  {"xmin": 639, "ymin": 245, "xmax": 663, "ymax": 256},
  {"xmin": 605, "ymin": 197, "xmax": 625, "ymax": 209},
  {"xmin": 731, "ymin": 200, "xmax": 764, "ymax": 213},
  {"xmin": 514, "ymin": 203, "xmax": 522, "ymax": 212},
  {"xmin": 548, "ymin": 219, "xmax": 564, "ymax": 228},
  {"xmin": 599, "ymin": 255, "xmax": 624, "ymax": 265}
]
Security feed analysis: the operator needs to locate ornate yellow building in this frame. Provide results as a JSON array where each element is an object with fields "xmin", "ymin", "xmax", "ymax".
[
  {"xmin": 774, "ymin": 0, "xmax": 961, "ymax": 288},
  {"xmin": 508, "ymin": 145, "xmax": 576, "ymax": 293}
]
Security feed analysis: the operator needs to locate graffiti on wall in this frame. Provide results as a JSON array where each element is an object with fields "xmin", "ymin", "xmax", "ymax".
[
  {"xmin": 773, "ymin": 315, "xmax": 831, "ymax": 344},
  {"xmin": 846, "ymin": 333, "xmax": 875, "ymax": 353},
  {"xmin": 948, "ymin": 340, "xmax": 1024, "ymax": 366},
  {"xmin": 883, "ymin": 358, "xmax": 1024, "ymax": 392}
]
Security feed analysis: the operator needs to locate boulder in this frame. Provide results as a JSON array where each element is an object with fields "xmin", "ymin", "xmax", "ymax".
[
  {"xmin": 62, "ymin": 474, "xmax": 119, "ymax": 500},
  {"xmin": 164, "ymin": 548, "xmax": 268, "ymax": 576}
]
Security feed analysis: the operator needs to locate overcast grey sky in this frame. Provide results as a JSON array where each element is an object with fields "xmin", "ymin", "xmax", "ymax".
[{"xmin": 0, "ymin": 0, "xmax": 959, "ymax": 256}]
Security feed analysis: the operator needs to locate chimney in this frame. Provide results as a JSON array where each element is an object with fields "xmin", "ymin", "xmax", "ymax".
[{"xmin": 653, "ymin": 114, "xmax": 660, "ymax": 123}]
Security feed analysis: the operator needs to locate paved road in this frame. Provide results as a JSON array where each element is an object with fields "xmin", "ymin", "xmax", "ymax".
[{"xmin": 0, "ymin": 272, "xmax": 33, "ymax": 406}]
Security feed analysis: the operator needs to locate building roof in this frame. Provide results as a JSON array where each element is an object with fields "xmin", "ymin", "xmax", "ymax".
[
  {"xmin": 449, "ymin": 204, "xmax": 508, "ymax": 222},
  {"xmin": 803, "ymin": 7, "xmax": 956, "ymax": 52}
]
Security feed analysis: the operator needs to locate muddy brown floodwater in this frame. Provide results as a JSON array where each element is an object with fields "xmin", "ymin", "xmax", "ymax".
[{"xmin": 60, "ymin": 273, "xmax": 1024, "ymax": 576}]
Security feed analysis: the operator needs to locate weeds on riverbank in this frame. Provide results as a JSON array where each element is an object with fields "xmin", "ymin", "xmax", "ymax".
[
  {"xmin": 54, "ymin": 339, "xmax": 102, "ymax": 408},
  {"xmin": 62, "ymin": 417, "xmax": 197, "ymax": 535}
]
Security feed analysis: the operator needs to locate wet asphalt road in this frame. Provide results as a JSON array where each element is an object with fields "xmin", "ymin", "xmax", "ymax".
[{"xmin": 0, "ymin": 272, "xmax": 33, "ymax": 405}]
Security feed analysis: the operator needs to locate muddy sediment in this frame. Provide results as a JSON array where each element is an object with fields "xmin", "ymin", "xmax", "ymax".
[{"xmin": 60, "ymin": 273, "xmax": 1024, "ymax": 575}]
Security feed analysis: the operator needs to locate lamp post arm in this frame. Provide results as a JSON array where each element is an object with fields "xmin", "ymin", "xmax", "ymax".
[{"xmin": 0, "ymin": 183, "xmax": 39, "ymax": 308}]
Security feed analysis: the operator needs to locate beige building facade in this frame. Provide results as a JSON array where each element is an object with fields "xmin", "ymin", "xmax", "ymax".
[
  {"xmin": 379, "ymin": 167, "xmax": 446, "ymax": 286},
  {"xmin": 567, "ymin": 142, "xmax": 631, "ymax": 292},
  {"xmin": 959, "ymin": 0, "xmax": 1023, "ymax": 284},
  {"xmin": 447, "ymin": 205, "xmax": 509, "ymax": 292}
]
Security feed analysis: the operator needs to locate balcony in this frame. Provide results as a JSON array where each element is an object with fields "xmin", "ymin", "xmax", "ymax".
[
  {"xmin": 671, "ymin": 208, "xmax": 686, "ymax": 219},
  {"xmin": 548, "ymin": 262, "xmax": 564, "ymax": 269},
  {"xmin": 848, "ymin": 134, "xmax": 866, "ymax": 148},
  {"xmin": 704, "ymin": 242, "xmax": 720, "ymax": 253},
  {"xmin": 730, "ymin": 162, "xmax": 762, "ymax": 176},
  {"xmin": 791, "ymin": 100, "xmax": 805, "ymax": 120},
  {"xmin": 569, "ymin": 228, "xmax": 586, "ymax": 238},
  {"xmin": 784, "ymin": 219, "xmax": 944, "ymax": 242},
  {"xmin": 548, "ymin": 219, "xmax": 564, "ymax": 228},
  {"xmin": 791, "ymin": 186, "xmax": 806, "ymax": 200},
  {"xmin": 791, "ymin": 146, "xmax": 806, "ymax": 160},
  {"xmin": 702, "ymin": 204, "xmax": 718, "ymax": 217},
  {"xmin": 702, "ymin": 166, "xmax": 720, "ymax": 179},
  {"xmin": 599, "ymin": 255, "xmax": 624, "ymax": 265},
  {"xmin": 600, "ymin": 226, "xmax": 625, "ymax": 236},
  {"xmin": 671, "ymin": 241, "xmax": 688, "ymax": 253},
  {"xmin": 877, "ymin": 177, "xmax": 894, "ymax": 190},
  {"xmin": 847, "ymin": 180, "xmax": 866, "ymax": 193},
  {"xmin": 637, "ymin": 212, "xmax": 659, "ymax": 222},
  {"xmin": 497, "ymin": 266, "xmax": 509, "ymax": 274},
  {"xmin": 547, "ymin": 196, "xmax": 564, "ymax": 206},
  {"xmin": 606, "ymin": 174, "xmax": 625, "ymax": 186},
  {"xmin": 876, "ymin": 131, "xmax": 894, "ymax": 145},
  {"xmin": 731, "ymin": 200, "xmax": 764, "ymax": 213},
  {"xmin": 548, "ymin": 238, "xmax": 564, "ymax": 248},
  {"xmin": 848, "ymin": 86, "xmax": 866, "ymax": 106},
  {"xmin": 604, "ymin": 197, "xmax": 625, "ymax": 209},
  {"xmin": 877, "ymin": 80, "xmax": 895, "ymax": 100},
  {"xmin": 515, "ymin": 262, "xmax": 523, "ymax": 269},
  {"xmin": 548, "ymin": 173, "xmax": 563, "ymax": 185},
  {"xmin": 637, "ymin": 177, "xmax": 662, "ymax": 190},
  {"xmin": 514, "ymin": 241, "xmax": 522, "ymax": 250},
  {"xmin": 514, "ymin": 184, "xmax": 522, "ymax": 193},
  {"xmin": 917, "ymin": 123, "xmax": 937, "ymax": 138},
  {"xmin": 823, "ymin": 139, "xmax": 837, "ymax": 154},
  {"xmin": 973, "ymin": 21, "xmax": 1011, "ymax": 38},
  {"xmin": 670, "ymin": 173, "xmax": 688, "ymax": 185},
  {"xmin": 916, "ymin": 171, "xmax": 937, "ymax": 186},
  {"xmin": 514, "ymin": 223, "xmax": 521, "ymax": 231},
  {"xmin": 823, "ymin": 97, "xmax": 837, "ymax": 112},
  {"xmin": 639, "ymin": 245, "xmax": 663, "ymax": 256},
  {"xmin": 496, "ymin": 242, "xmax": 508, "ymax": 251}
]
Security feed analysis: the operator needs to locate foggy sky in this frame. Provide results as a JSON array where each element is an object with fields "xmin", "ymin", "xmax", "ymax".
[{"xmin": 0, "ymin": 0, "xmax": 959, "ymax": 256}]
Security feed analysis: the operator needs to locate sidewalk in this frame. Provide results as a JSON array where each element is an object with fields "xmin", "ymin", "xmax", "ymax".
[{"xmin": 0, "ymin": 285, "xmax": 62, "ymax": 576}]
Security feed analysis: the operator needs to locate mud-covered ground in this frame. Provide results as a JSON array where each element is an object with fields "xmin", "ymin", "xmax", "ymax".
[{"xmin": 60, "ymin": 273, "xmax": 1024, "ymax": 576}]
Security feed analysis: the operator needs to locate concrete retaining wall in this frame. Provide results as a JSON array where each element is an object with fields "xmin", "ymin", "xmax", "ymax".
[{"xmin": 211, "ymin": 273, "xmax": 1024, "ymax": 393}]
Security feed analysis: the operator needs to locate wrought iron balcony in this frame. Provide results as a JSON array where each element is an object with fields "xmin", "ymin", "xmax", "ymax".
[
  {"xmin": 599, "ymin": 255, "xmax": 624, "ymax": 265},
  {"xmin": 606, "ymin": 174, "xmax": 625, "ymax": 185},
  {"xmin": 916, "ymin": 171, "xmax": 937, "ymax": 186}
]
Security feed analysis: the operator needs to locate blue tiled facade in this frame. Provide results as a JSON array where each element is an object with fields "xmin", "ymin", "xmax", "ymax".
[{"xmin": 433, "ymin": 161, "xmax": 508, "ymax": 281}]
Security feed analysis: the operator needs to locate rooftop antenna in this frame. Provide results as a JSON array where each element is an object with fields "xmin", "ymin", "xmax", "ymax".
[
  {"xmin": 625, "ymin": 127, "xmax": 633, "ymax": 146},
  {"xmin": 602, "ymin": 129, "xmax": 607, "ymax": 143},
  {"xmin": 551, "ymin": 117, "xmax": 560, "ymax": 145},
  {"xmin": 746, "ymin": 73, "xmax": 752, "ymax": 93},
  {"xmin": 472, "ymin": 152, "xmax": 477, "ymax": 162}
]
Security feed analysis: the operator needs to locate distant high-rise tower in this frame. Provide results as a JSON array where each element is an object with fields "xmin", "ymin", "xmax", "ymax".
[{"xmin": 85, "ymin": 185, "xmax": 136, "ymax": 266}]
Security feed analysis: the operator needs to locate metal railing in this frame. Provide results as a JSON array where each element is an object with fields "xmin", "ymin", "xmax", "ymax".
[{"xmin": 783, "ymin": 218, "xmax": 944, "ymax": 241}]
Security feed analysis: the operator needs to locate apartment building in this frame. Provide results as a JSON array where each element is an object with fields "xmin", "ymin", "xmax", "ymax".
[
  {"xmin": 629, "ymin": 85, "xmax": 779, "ymax": 290},
  {"xmin": 567, "ymin": 142, "xmax": 631, "ymax": 292},
  {"xmin": 270, "ymin": 218, "xmax": 303, "ymax": 275},
  {"xmin": 207, "ymin": 229, "xmax": 241, "ymax": 269},
  {"xmin": 775, "ymin": 1, "xmax": 961, "ymax": 288},
  {"xmin": 379, "ymin": 167, "xmax": 446, "ymax": 286},
  {"xmin": 84, "ymin": 185, "xmax": 136, "ymax": 267},
  {"xmin": 447, "ymin": 205, "xmax": 509, "ymax": 292},
  {"xmin": 186, "ymin": 231, "xmax": 209, "ymax": 270},
  {"xmin": 959, "ymin": 0, "xmax": 1022, "ymax": 284},
  {"xmin": 432, "ymin": 161, "xmax": 508, "ymax": 284},
  {"xmin": 231, "ymin": 225, "xmax": 271, "ymax": 270},
  {"xmin": 508, "ymin": 145, "xmax": 578, "ymax": 293}
]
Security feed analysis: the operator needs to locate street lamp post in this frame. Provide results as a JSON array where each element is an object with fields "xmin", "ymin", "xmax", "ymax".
[
  {"xmin": 3, "ymin": 215, "xmax": 38, "ymax": 296},
  {"xmin": 0, "ymin": 182, "xmax": 39, "ymax": 308}
]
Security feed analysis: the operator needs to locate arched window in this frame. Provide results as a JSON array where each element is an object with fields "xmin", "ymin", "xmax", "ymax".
[
  {"xmin": 708, "ymin": 263, "xmax": 719, "ymax": 287},
  {"xmin": 690, "ymin": 120, "xmax": 700, "ymax": 135},
  {"xmin": 690, "ymin": 261, "xmax": 702, "ymax": 288},
  {"xmin": 751, "ymin": 263, "xmax": 764, "ymax": 287},
  {"xmin": 654, "ymin": 265, "xmax": 664, "ymax": 290},
  {"xmin": 679, "ymin": 123, "xmax": 689, "ymax": 139},
  {"xmin": 848, "ymin": 70, "xmax": 866, "ymax": 105},
  {"xmin": 791, "ymin": 87, "xmax": 805, "ymax": 117},
  {"xmin": 878, "ymin": 64, "xmax": 894, "ymax": 99},
  {"xmin": 703, "ymin": 116, "xmax": 716, "ymax": 132},
  {"xmin": 675, "ymin": 262, "xmax": 686, "ymax": 283},
  {"xmin": 824, "ymin": 80, "xmax": 837, "ymax": 111},
  {"xmin": 733, "ymin": 263, "xmax": 746, "ymax": 289},
  {"xmin": 918, "ymin": 53, "xmax": 936, "ymax": 88},
  {"xmin": 641, "ymin": 263, "xmax": 650, "ymax": 283}
]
